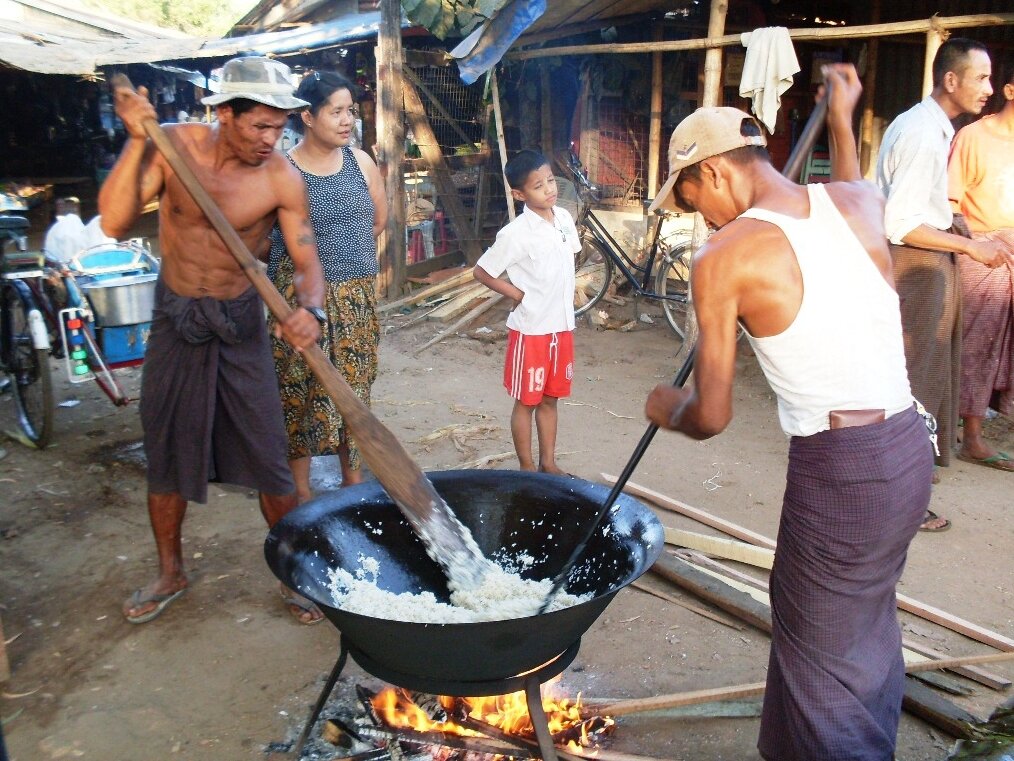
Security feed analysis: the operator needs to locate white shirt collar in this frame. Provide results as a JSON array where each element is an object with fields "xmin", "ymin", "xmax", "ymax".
[{"xmin": 920, "ymin": 95, "xmax": 955, "ymax": 141}]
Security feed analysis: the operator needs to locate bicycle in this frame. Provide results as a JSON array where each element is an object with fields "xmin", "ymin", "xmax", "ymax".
[
  {"xmin": 1, "ymin": 202, "xmax": 157, "ymax": 448},
  {"xmin": 560, "ymin": 148, "xmax": 693, "ymax": 340},
  {"xmin": 1, "ymin": 212, "xmax": 54, "ymax": 446}
]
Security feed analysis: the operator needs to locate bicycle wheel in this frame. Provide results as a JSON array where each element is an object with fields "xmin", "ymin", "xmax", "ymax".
[
  {"xmin": 574, "ymin": 233, "xmax": 614, "ymax": 317},
  {"xmin": 655, "ymin": 242, "xmax": 692, "ymax": 338},
  {"xmin": 3, "ymin": 283, "xmax": 54, "ymax": 447}
]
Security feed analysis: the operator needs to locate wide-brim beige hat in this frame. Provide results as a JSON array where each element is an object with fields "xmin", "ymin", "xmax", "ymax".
[
  {"xmin": 649, "ymin": 107, "xmax": 767, "ymax": 213},
  {"xmin": 201, "ymin": 56, "xmax": 310, "ymax": 111}
]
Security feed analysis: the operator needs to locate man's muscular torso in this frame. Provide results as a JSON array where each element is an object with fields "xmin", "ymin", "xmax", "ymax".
[{"xmin": 153, "ymin": 123, "xmax": 302, "ymax": 300}]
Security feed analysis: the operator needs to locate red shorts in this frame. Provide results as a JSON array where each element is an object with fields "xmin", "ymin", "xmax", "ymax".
[{"xmin": 503, "ymin": 330, "xmax": 574, "ymax": 405}]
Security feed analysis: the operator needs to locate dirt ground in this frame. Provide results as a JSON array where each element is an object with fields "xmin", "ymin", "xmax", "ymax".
[{"xmin": 2, "ymin": 228, "xmax": 1013, "ymax": 760}]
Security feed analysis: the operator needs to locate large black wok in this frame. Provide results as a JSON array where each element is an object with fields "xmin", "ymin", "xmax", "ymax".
[{"xmin": 265, "ymin": 470, "xmax": 663, "ymax": 684}]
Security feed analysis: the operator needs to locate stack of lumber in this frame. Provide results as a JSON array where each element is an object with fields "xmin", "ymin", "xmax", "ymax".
[{"xmin": 599, "ymin": 473, "xmax": 1014, "ymax": 738}]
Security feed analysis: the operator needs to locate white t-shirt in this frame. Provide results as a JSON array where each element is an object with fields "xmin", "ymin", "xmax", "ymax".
[{"xmin": 476, "ymin": 205, "xmax": 581, "ymax": 335}]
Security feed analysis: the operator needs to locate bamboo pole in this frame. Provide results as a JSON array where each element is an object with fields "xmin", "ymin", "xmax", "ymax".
[
  {"xmin": 509, "ymin": 13, "xmax": 1014, "ymax": 61},
  {"xmin": 376, "ymin": 0, "xmax": 406, "ymax": 297},
  {"xmin": 701, "ymin": 0, "xmax": 728, "ymax": 108},
  {"xmin": 647, "ymin": 24, "xmax": 663, "ymax": 198},
  {"xmin": 491, "ymin": 69, "xmax": 515, "ymax": 221}
]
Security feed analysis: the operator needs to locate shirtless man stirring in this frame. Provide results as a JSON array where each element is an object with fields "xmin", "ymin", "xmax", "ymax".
[{"xmin": 100, "ymin": 57, "xmax": 327, "ymax": 625}]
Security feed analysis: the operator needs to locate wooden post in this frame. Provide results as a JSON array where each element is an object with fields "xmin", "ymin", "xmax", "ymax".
[
  {"xmin": 491, "ymin": 69, "xmax": 515, "ymax": 221},
  {"xmin": 700, "ymin": 0, "xmax": 728, "ymax": 108},
  {"xmin": 922, "ymin": 23, "xmax": 947, "ymax": 99},
  {"xmin": 376, "ymin": 0, "xmax": 406, "ymax": 297},
  {"xmin": 403, "ymin": 79, "xmax": 484, "ymax": 264},
  {"xmin": 540, "ymin": 63, "xmax": 553, "ymax": 158},
  {"xmin": 648, "ymin": 23, "xmax": 664, "ymax": 198},
  {"xmin": 859, "ymin": 0, "xmax": 881, "ymax": 177},
  {"xmin": 473, "ymin": 100, "xmax": 495, "ymax": 236}
]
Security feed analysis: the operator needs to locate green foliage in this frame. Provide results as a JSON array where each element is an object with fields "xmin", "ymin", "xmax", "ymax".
[
  {"xmin": 402, "ymin": 0, "xmax": 510, "ymax": 40},
  {"xmin": 82, "ymin": 0, "xmax": 248, "ymax": 36}
]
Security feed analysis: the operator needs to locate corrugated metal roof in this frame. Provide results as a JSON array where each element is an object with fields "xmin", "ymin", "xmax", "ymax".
[{"xmin": 0, "ymin": 9, "xmax": 384, "ymax": 75}]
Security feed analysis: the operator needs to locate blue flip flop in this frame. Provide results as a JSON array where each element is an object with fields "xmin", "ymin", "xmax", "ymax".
[{"xmin": 124, "ymin": 588, "xmax": 186, "ymax": 624}]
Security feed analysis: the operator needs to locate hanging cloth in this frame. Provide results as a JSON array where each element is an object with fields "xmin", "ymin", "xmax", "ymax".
[{"xmin": 739, "ymin": 27, "xmax": 800, "ymax": 133}]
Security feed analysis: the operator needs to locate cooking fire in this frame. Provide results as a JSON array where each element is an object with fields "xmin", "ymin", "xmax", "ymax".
[
  {"xmin": 369, "ymin": 684, "xmax": 614, "ymax": 750},
  {"xmin": 300, "ymin": 683, "xmax": 615, "ymax": 761}
]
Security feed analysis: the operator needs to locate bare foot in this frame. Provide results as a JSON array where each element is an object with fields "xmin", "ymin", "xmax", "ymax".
[
  {"xmin": 918, "ymin": 510, "xmax": 951, "ymax": 532},
  {"xmin": 538, "ymin": 464, "xmax": 567, "ymax": 475},
  {"xmin": 280, "ymin": 585, "xmax": 324, "ymax": 625}
]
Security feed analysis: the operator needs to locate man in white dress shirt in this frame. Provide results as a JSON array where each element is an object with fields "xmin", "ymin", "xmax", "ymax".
[{"xmin": 876, "ymin": 38, "xmax": 1006, "ymax": 524}]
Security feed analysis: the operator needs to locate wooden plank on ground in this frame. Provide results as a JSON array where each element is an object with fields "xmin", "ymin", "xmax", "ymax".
[
  {"xmin": 610, "ymin": 475, "xmax": 1014, "ymax": 653},
  {"xmin": 378, "ymin": 269, "xmax": 474, "ymax": 313},
  {"xmin": 651, "ymin": 553, "xmax": 772, "ymax": 634},
  {"xmin": 592, "ymin": 651, "xmax": 1014, "ymax": 720},
  {"xmin": 902, "ymin": 638, "xmax": 1011, "ymax": 691},
  {"xmin": 629, "ymin": 580, "xmax": 744, "ymax": 630},
  {"xmin": 664, "ymin": 527, "xmax": 775, "ymax": 569},
  {"xmin": 602, "ymin": 474, "xmax": 776, "ymax": 549},
  {"xmin": 663, "ymin": 552, "xmax": 1012, "ymax": 678},
  {"xmin": 425, "ymin": 283, "xmax": 491, "ymax": 321},
  {"xmin": 414, "ymin": 294, "xmax": 503, "ymax": 355},
  {"xmin": 902, "ymin": 677, "xmax": 982, "ymax": 738}
]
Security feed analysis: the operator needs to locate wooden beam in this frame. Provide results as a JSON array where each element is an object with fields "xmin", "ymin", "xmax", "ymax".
[
  {"xmin": 413, "ymin": 293, "xmax": 503, "ymax": 355},
  {"xmin": 902, "ymin": 638, "xmax": 1011, "ymax": 691},
  {"xmin": 902, "ymin": 677, "xmax": 981, "ymax": 738},
  {"xmin": 594, "ymin": 682, "xmax": 769, "ymax": 717},
  {"xmin": 701, "ymin": 0, "xmax": 728, "ymax": 109},
  {"xmin": 509, "ymin": 13, "xmax": 1014, "ymax": 61},
  {"xmin": 663, "ymin": 526, "xmax": 775, "ymax": 569},
  {"xmin": 378, "ymin": 268, "xmax": 474, "ymax": 313},
  {"xmin": 608, "ymin": 475, "xmax": 1014, "ymax": 653},
  {"xmin": 376, "ymin": 0, "xmax": 406, "ymax": 297},
  {"xmin": 651, "ymin": 553, "xmax": 773, "ymax": 633},
  {"xmin": 402, "ymin": 78, "xmax": 483, "ymax": 264},
  {"xmin": 593, "ymin": 649, "xmax": 1014, "ymax": 719},
  {"xmin": 602, "ymin": 474, "xmax": 777, "ymax": 549},
  {"xmin": 894, "ymin": 592, "xmax": 1014, "ymax": 653},
  {"xmin": 629, "ymin": 579, "xmax": 745, "ymax": 630},
  {"xmin": 647, "ymin": 24, "xmax": 663, "ymax": 199},
  {"xmin": 491, "ymin": 70, "xmax": 515, "ymax": 222},
  {"xmin": 858, "ymin": 0, "xmax": 881, "ymax": 177},
  {"xmin": 541, "ymin": 64, "xmax": 553, "ymax": 158}
]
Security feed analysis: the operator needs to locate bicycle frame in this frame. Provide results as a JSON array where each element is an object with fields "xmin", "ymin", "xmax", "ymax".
[{"xmin": 582, "ymin": 206, "xmax": 685, "ymax": 306}]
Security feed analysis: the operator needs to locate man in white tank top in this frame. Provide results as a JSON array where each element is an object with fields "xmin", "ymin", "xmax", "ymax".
[{"xmin": 644, "ymin": 65, "xmax": 934, "ymax": 761}]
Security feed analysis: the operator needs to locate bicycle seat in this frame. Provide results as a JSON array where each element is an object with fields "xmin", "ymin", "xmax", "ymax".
[{"xmin": 0, "ymin": 215, "xmax": 30, "ymax": 237}]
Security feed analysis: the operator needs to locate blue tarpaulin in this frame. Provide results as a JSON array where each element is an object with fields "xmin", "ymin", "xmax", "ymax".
[{"xmin": 449, "ymin": 0, "xmax": 546, "ymax": 85}]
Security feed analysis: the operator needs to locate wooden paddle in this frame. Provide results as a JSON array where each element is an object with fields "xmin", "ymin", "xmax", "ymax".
[{"xmin": 108, "ymin": 74, "xmax": 487, "ymax": 586}]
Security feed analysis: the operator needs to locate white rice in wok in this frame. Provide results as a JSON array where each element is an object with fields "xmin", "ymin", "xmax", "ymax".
[{"xmin": 326, "ymin": 553, "xmax": 592, "ymax": 623}]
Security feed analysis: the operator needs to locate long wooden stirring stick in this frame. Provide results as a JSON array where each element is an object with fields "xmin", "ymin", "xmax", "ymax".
[{"xmin": 108, "ymin": 74, "xmax": 487, "ymax": 585}]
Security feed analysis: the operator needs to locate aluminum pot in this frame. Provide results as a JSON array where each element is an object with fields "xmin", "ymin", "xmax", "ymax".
[
  {"xmin": 265, "ymin": 470, "xmax": 664, "ymax": 684},
  {"xmin": 80, "ymin": 273, "xmax": 158, "ymax": 326}
]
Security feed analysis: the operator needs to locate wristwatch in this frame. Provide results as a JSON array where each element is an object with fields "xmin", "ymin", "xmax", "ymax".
[{"xmin": 303, "ymin": 306, "xmax": 327, "ymax": 327}]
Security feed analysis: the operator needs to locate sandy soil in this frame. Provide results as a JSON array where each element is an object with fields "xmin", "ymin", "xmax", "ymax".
[{"xmin": 1, "ymin": 264, "xmax": 1012, "ymax": 761}]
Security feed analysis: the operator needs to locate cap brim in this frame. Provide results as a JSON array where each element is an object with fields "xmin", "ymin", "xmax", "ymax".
[
  {"xmin": 200, "ymin": 92, "xmax": 310, "ymax": 110},
  {"xmin": 647, "ymin": 171, "xmax": 693, "ymax": 214}
]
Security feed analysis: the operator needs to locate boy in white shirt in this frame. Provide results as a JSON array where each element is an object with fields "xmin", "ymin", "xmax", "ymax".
[{"xmin": 473, "ymin": 150, "xmax": 582, "ymax": 474}]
